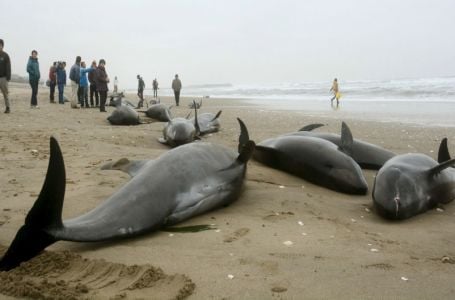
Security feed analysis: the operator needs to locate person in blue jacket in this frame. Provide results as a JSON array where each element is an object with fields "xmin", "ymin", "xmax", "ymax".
[
  {"xmin": 56, "ymin": 61, "xmax": 67, "ymax": 104},
  {"xmin": 26, "ymin": 50, "xmax": 40, "ymax": 108},
  {"xmin": 79, "ymin": 61, "xmax": 94, "ymax": 108}
]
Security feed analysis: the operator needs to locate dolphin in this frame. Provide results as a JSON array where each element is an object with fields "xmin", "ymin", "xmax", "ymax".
[
  {"xmin": 143, "ymin": 103, "xmax": 172, "ymax": 122},
  {"xmin": 372, "ymin": 138, "xmax": 455, "ymax": 220},
  {"xmin": 191, "ymin": 110, "xmax": 222, "ymax": 135},
  {"xmin": 253, "ymin": 122, "xmax": 368, "ymax": 194},
  {"xmin": 0, "ymin": 119, "xmax": 255, "ymax": 271},
  {"xmin": 159, "ymin": 101, "xmax": 200, "ymax": 147},
  {"xmin": 285, "ymin": 123, "xmax": 396, "ymax": 169},
  {"xmin": 107, "ymin": 104, "xmax": 140, "ymax": 126},
  {"xmin": 188, "ymin": 99, "xmax": 202, "ymax": 109}
]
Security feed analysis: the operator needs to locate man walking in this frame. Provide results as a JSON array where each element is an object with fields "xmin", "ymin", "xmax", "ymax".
[
  {"xmin": 49, "ymin": 62, "xmax": 57, "ymax": 103},
  {"xmin": 0, "ymin": 39, "xmax": 11, "ymax": 113},
  {"xmin": 171, "ymin": 74, "xmax": 182, "ymax": 106},
  {"xmin": 26, "ymin": 50, "xmax": 40, "ymax": 108},
  {"xmin": 136, "ymin": 75, "xmax": 145, "ymax": 108},
  {"xmin": 152, "ymin": 78, "xmax": 158, "ymax": 98},
  {"xmin": 69, "ymin": 56, "xmax": 81, "ymax": 108},
  {"xmin": 88, "ymin": 60, "xmax": 99, "ymax": 107}
]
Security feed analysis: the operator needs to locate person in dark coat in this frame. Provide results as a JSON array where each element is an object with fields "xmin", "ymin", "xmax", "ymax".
[
  {"xmin": 88, "ymin": 60, "xmax": 99, "ymax": 107},
  {"xmin": 49, "ymin": 62, "xmax": 57, "ymax": 103},
  {"xmin": 94, "ymin": 59, "xmax": 109, "ymax": 112},
  {"xmin": 26, "ymin": 50, "xmax": 40, "ymax": 108},
  {"xmin": 56, "ymin": 61, "xmax": 67, "ymax": 104}
]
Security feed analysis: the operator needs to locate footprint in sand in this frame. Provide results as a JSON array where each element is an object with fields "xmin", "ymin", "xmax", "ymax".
[
  {"xmin": 262, "ymin": 211, "xmax": 295, "ymax": 222},
  {"xmin": 223, "ymin": 228, "xmax": 250, "ymax": 243},
  {"xmin": 0, "ymin": 248, "xmax": 195, "ymax": 300}
]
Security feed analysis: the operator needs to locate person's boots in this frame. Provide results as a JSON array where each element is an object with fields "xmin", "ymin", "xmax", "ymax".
[{"xmin": 4, "ymin": 107, "xmax": 10, "ymax": 113}]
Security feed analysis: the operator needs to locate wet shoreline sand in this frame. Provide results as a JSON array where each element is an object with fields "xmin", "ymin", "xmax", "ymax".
[{"xmin": 0, "ymin": 83, "xmax": 455, "ymax": 299}]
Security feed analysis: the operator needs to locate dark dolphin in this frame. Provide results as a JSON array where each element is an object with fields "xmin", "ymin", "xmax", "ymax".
[
  {"xmin": 192, "ymin": 110, "xmax": 222, "ymax": 135},
  {"xmin": 107, "ymin": 103, "xmax": 140, "ymax": 125},
  {"xmin": 285, "ymin": 123, "xmax": 395, "ymax": 169},
  {"xmin": 372, "ymin": 138, "xmax": 455, "ymax": 220},
  {"xmin": 159, "ymin": 101, "xmax": 200, "ymax": 147},
  {"xmin": 253, "ymin": 122, "xmax": 368, "ymax": 194},
  {"xmin": 0, "ymin": 119, "xmax": 255, "ymax": 271},
  {"xmin": 143, "ymin": 103, "xmax": 172, "ymax": 122}
]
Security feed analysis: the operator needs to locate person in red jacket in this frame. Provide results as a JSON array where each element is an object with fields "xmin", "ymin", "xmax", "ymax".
[{"xmin": 49, "ymin": 62, "xmax": 57, "ymax": 103}]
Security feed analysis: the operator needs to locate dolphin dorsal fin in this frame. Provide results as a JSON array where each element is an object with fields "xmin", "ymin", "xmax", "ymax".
[
  {"xmin": 237, "ymin": 118, "xmax": 250, "ymax": 154},
  {"xmin": 338, "ymin": 121, "xmax": 353, "ymax": 156},
  {"xmin": 193, "ymin": 100, "xmax": 201, "ymax": 136},
  {"xmin": 211, "ymin": 110, "xmax": 222, "ymax": 122},
  {"xmin": 438, "ymin": 138, "xmax": 451, "ymax": 163},
  {"xmin": 428, "ymin": 158, "xmax": 455, "ymax": 177},
  {"xmin": 101, "ymin": 158, "xmax": 150, "ymax": 177},
  {"xmin": 298, "ymin": 123, "xmax": 325, "ymax": 132}
]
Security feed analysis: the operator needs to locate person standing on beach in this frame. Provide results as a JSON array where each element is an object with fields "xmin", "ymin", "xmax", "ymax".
[
  {"xmin": 0, "ymin": 39, "xmax": 11, "ymax": 113},
  {"xmin": 94, "ymin": 59, "xmax": 109, "ymax": 112},
  {"xmin": 69, "ymin": 56, "xmax": 81, "ymax": 108},
  {"xmin": 26, "ymin": 50, "xmax": 40, "ymax": 108},
  {"xmin": 152, "ymin": 78, "xmax": 158, "ymax": 98},
  {"xmin": 114, "ymin": 76, "xmax": 118, "ymax": 93},
  {"xmin": 88, "ymin": 60, "xmax": 99, "ymax": 107},
  {"xmin": 79, "ymin": 61, "xmax": 94, "ymax": 108},
  {"xmin": 136, "ymin": 75, "xmax": 145, "ymax": 108},
  {"xmin": 56, "ymin": 61, "xmax": 67, "ymax": 104},
  {"xmin": 330, "ymin": 78, "xmax": 340, "ymax": 105},
  {"xmin": 172, "ymin": 74, "xmax": 182, "ymax": 106},
  {"xmin": 48, "ymin": 62, "xmax": 57, "ymax": 103}
]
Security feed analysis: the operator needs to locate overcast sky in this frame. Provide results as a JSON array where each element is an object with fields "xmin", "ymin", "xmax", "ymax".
[{"xmin": 1, "ymin": 0, "xmax": 454, "ymax": 88}]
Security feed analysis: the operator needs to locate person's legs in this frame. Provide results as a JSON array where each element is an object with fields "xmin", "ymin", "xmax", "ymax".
[
  {"xmin": 174, "ymin": 90, "xmax": 180, "ymax": 106},
  {"xmin": 83, "ymin": 86, "xmax": 89, "ymax": 107},
  {"xmin": 30, "ymin": 80, "xmax": 38, "ymax": 107},
  {"xmin": 70, "ymin": 81, "xmax": 79, "ymax": 108},
  {"xmin": 58, "ymin": 84, "xmax": 64, "ymax": 104},
  {"xmin": 0, "ymin": 77, "xmax": 10, "ymax": 112},
  {"xmin": 89, "ymin": 84, "xmax": 95, "ymax": 107},
  {"xmin": 50, "ymin": 82, "xmax": 56, "ymax": 102},
  {"xmin": 99, "ymin": 91, "xmax": 107, "ymax": 112},
  {"xmin": 137, "ymin": 89, "xmax": 144, "ymax": 108}
]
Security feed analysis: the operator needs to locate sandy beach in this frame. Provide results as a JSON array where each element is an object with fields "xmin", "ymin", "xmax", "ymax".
[{"xmin": 1, "ymin": 83, "xmax": 455, "ymax": 299}]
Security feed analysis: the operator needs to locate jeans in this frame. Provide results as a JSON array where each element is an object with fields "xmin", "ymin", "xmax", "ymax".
[
  {"xmin": 80, "ymin": 86, "xmax": 89, "ymax": 107},
  {"xmin": 30, "ymin": 80, "xmax": 39, "ymax": 106},
  {"xmin": 90, "ymin": 84, "xmax": 99, "ymax": 106},
  {"xmin": 58, "ymin": 84, "xmax": 65, "ymax": 103},
  {"xmin": 50, "ymin": 81, "xmax": 56, "ymax": 101}
]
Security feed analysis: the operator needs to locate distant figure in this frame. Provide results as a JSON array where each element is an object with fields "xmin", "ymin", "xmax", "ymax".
[
  {"xmin": 79, "ymin": 61, "xmax": 95, "ymax": 108},
  {"xmin": 330, "ymin": 78, "xmax": 340, "ymax": 106},
  {"xmin": 48, "ymin": 61, "xmax": 57, "ymax": 103},
  {"xmin": 26, "ymin": 50, "xmax": 40, "ymax": 108},
  {"xmin": 114, "ymin": 76, "xmax": 118, "ymax": 93},
  {"xmin": 94, "ymin": 59, "xmax": 109, "ymax": 112},
  {"xmin": 172, "ymin": 74, "xmax": 182, "ymax": 106},
  {"xmin": 69, "ymin": 56, "xmax": 81, "ymax": 108},
  {"xmin": 0, "ymin": 39, "xmax": 11, "ymax": 113},
  {"xmin": 136, "ymin": 75, "xmax": 145, "ymax": 108},
  {"xmin": 88, "ymin": 60, "xmax": 99, "ymax": 107},
  {"xmin": 152, "ymin": 78, "xmax": 158, "ymax": 98},
  {"xmin": 56, "ymin": 61, "xmax": 67, "ymax": 104}
]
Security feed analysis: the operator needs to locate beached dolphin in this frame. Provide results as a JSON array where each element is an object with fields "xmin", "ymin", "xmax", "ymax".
[
  {"xmin": 159, "ymin": 101, "xmax": 200, "ymax": 147},
  {"xmin": 191, "ymin": 110, "xmax": 222, "ymax": 135},
  {"xmin": 254, "ymin": 122, "xmax": 368, "ymax": 194},
  {"xmin": 188, "ymin": 99, "xmax": 202, "ymax": 109},
  {"xmin": 107, "ymin": 104, "xmax": 140, "ymax": 125},
  {"xmin": 372, "ymin": 138, "xmax": 455, "ymax": 220},
  {"xmin": 285, "ymin": 123, "xmax": 396, "ymax": 169},
  {"xmin": 142, "ymin": 103, "xmax": 172, "ymax": 122},
  {"xmin": 0, "ymin": 119, "xmax": 255, "ymax": 271}
]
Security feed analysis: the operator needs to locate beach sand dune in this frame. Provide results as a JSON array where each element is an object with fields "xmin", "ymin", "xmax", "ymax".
[{"xmin": 1, "ymin": 83, "xmax": 455, "ymax": 299}]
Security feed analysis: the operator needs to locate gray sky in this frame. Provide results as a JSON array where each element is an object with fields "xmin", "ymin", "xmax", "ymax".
[{"xmin": 1, "ymin": 0, "xmax": 454, "ymax": 88}]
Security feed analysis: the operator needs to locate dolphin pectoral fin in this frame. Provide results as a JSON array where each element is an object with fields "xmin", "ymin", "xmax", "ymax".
[
  {"xmin": 193, "ymin": 101, "xmax": 201, "ymax": 136},
  {"xmin": 101, "ymin": 158, "xmax": 150, "ymax": 177},
  {"xmin": 427, "ymin": 158, "xmax": 455, "ymax": 177},
  {"xmin": 438, "ymin": 138, "xmax": 451, "ymax": 163},
  {"xmin": 0, "ymin": 136, "xmax": 65, "ymax": 271},
  {"xmin": 211, "ymin": 110, "xmax": 222, "ymax": 121},
  {"xmin": 338, "ymin": 121, "xmax": 354, "ymax": 157},
  {"xmin": 298, "ymin": 123, "xmax": 325, "ymax": 131}
]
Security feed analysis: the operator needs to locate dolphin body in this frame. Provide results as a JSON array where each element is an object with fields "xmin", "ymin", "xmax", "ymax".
[
  {"xmin": 0, "ymin": 119, "xmax": 255, "ymax": 271},
  {"xmin": 107, "ymin": 105, "xmax": 140, "ymax": 125},
  {"xmin": 159, "ymin": 101, "xmax": 200, "ymax": 147},
  {"xmin": 285, "ymin": 123, "xmax": 396, "ymax": 170},
  {"xmin": 253, "ymin": 122, "xmax": 368, "ymax": 195},
  {"xmin": 372, "ymin": 138, "xmax": 455, "ymax": 220},
  {"xmin": 191, "ymin": 110, "xmax": 222, "ymax": 135},
  {"xmin": 144, "ymin": 103, "xmax": 172, "ymax": 122}
]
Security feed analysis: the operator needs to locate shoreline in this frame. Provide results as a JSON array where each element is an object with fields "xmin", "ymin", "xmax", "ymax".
[{"xmin": 1, "ymin": 84, "xmax": 455, "ymax": 299}]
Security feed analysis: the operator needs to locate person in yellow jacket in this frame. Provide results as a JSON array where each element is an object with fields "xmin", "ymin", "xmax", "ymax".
[{"xmin": 330, "ymin": 78, "xmax": 341, "ymax": 105}]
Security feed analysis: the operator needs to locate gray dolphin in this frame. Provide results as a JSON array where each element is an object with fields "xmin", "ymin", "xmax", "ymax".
[
  {"xmin": 159, "ymin": 101, "xmax": 200, "ymax": 147},
  {"xmin": 143, "ymin": 103, "xmax": 172, "ymax": 122},
  {"xmin": 254, "ymin": 122, "xmax": 368, "ymax": 194},
  {"xmin": 285, "ymin": 123, "xmax": 395, "ymax": 169},
  {"xmin": 0, "ymin": 119, "xmax": 255, "ymax": 271},
  {"xmin": 191, "ymin": 110, "xmax": 222, "ymax": 135},
  {"xmin": 188, "ymin": 99, "xmax": 202, "ymax": 109},
  {"xmin": 107, "ymin": 104, "xmax": 140, "ymax": 125},
  {"xmin": 372, "ymin": 138, "xmax": 455, "ymax": 220}
]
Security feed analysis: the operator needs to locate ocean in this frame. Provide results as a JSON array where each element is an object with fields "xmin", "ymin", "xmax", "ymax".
[{"xmin": 141, "ymin": 77, "xmax": 455, "ymax": 126}]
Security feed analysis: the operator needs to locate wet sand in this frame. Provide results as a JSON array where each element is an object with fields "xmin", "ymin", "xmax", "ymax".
[{"xmin": 0, "ymin": 83, "xmax": 455, "ymax": 299}]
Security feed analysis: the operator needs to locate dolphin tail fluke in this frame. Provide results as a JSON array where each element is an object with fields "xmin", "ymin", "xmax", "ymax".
[
  {"xmin": 438, "ymin": 138, "xmax": 451, "ymax": 163},
  {"xmin": 298, "ymin": 123, "xmax": 325, "ymax": 132},
  {"xmin": 0, "ymin": 136, "xmax": 65, "ymax": 271}
]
